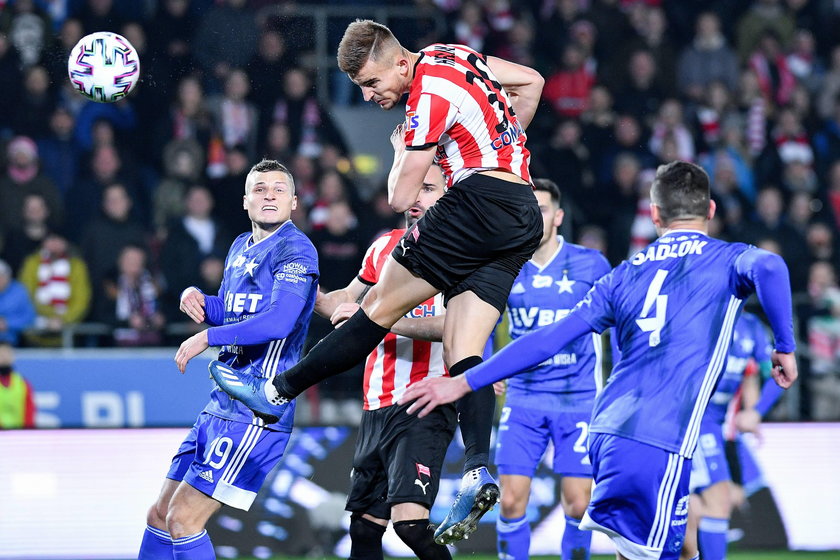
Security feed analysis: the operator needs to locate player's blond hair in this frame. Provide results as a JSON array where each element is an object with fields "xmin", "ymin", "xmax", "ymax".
[{"xmin": 337, "ymin": 19, "xmax": 401, "ymax": 78}]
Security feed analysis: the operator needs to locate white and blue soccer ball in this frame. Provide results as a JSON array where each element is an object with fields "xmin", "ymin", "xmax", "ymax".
[{"xmin": 67, "ymin": 31, "xmax": 140, "ymax": 103}]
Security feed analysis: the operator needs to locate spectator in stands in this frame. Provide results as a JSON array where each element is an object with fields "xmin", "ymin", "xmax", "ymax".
[
  {"xmin": 152, "ymin": 139, "xmax": 205, "ymax": 237},
  {"xmin": 0, "ymin": 341, "xmax": 36, "ymax": 428},
  {"xmin": 206, "ymin": 68, "xmax": 259, "ymax": 162},
  {"xmin": 145, "ymin": 0, "xmax": 195, "ymax": 94},
  {"xmin": 748, "ymin": 29, "xmax": 796, "ymax": 108},
  {"xmin": 736, "ymin": 0, "xmax": 796, "ymax": 62},
  {"xmin": 12, "ymin": 65, "xmax": 54, "ymax": 140},
  {"xmin": 1, "ymin": 193, "xmax": 53, "ymax": 275},
  {"xmin": 677, "ymin": 11, "xmax": 740, "ymax": 103},
  {"xmin": 542, "ymin": 43, "xmax": 595, "ymax": 119},
  {"xmin": 0, "ymin": 32, "xmax": 23, "ymax": 133},
  {"xmin": 37, "ymin": 107, "xmax": 81, "ymax": 197},
  {"xmin": 193, "ymin": 0, "xmax": 257, "ymax": 87},
  {"xmin": 246, "ymin": 29, "xmax": 295, "ymax": 112},
  {"xmin": 0, "ymin": 136, "xmax": 64, "ymax": 234},
  {"xmin": 816, "ymin": 46, "xmax": 840, "ymax": 120},
  {"xmin": 39, "ymin": 18, "xmax": 82, "ymax": 93},
  {"xmin": 19, "ymin": 232, "xmax": 92, "ymax": 346},
  {"xmin": 0, "ymin": 260, "xmax": 36, "ymax": 347},
  {"xmin": 67, "ymin": 143, "xmax": 146, "ymax": 232},
  {"xmin": 268, "ymin": 67, "xmax": 349, "ymax": 158},
  {"xmin": 79, "ymin": 183, "xmax": 148, "ymax": 321},
  {"xmin": 649, "ymin": 99, "xmax": 695, "ymax": 162},
  {"xmin": 614, "ymin": 49, "xmax": 665, "ymax": 123},
  {"xmin": 105, "ymin": 244, "xmax": 165, "ymax": 346},
  {"xmin": 159, "ymin": 185, "xmax": 231, "ymax": 319}
]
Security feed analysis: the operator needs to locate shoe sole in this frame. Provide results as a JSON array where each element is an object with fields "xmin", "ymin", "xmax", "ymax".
[{"xmin": 434, "ymin": 483, "xmax": 500, "ymax": 545}]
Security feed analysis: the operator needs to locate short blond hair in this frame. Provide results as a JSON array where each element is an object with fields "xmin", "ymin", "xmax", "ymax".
[{"xmin": 337, "ymin": 19, "xmax": 400, "ymax": 78}]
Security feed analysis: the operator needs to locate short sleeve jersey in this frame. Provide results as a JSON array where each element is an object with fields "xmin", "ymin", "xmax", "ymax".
[
  {"xmin": 505, "ymin": 238, "xmax": 611, "ymax": 402},
  {"xmin": 358, "ymin": 229, "xmax": 446, "ymax": 410},
  {"xmin": 203, "ymin": 221, "xmax": 319, "ymax": 432},
  {"xmin": 572, "ymin": 231, "xmax": 757, "ymax": 458},
  {"xmin": 404, "ymin": 44, "xmax": 531, "ymax": 187}
]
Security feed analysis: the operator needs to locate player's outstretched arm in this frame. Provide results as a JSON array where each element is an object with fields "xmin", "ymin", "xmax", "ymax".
[
  {"xmin": 400, "ymin": 313, "xmax": 593, "ymax": 416},
  {"xmin": 734, "ymin": 249, "xmax": 797, "ymax": 389},
  {"xmin": 486, "ymin": 56, "xmax": 544, "ymax": 130}
]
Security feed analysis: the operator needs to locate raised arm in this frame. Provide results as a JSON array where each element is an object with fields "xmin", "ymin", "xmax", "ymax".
[{"xmin": 487, "ymin": 56, "xmax": 544, "ymax": 130}]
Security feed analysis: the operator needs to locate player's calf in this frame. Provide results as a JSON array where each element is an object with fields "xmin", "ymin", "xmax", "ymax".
[{"xmin": 394, "ymin": 519, "xmax": 452, "ymax": 560}]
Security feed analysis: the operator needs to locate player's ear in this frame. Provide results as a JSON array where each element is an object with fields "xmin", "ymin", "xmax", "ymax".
[{"xmin": 650, "ymin": 203, "xmax": 663, "ymax": 229}]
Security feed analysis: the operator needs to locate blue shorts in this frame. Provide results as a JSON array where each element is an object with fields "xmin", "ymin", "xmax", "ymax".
[
  {"xmin": 580, "ymin": 433, "xmax": 690, "ymax": 560},
  {"xmin": 495, "ymin": 403, "xmax": 592, "ymax": 478},
  {"xmin": 166, "ymin": 412, "xmax": 291, "ymax": 511},
  {"xmin": 689, "ymin": 425, "xmax": 730, "ymax": 494}
]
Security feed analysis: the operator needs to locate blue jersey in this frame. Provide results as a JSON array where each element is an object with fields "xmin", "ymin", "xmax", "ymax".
[
  {"xmin": 575, "ymin": 231, "xmax": 758, "ymax": 458},
  {"xmin": 704, "ymin": 312, "xmax": 772, "ymax": 426},
  {"xmin": 202, "ymin": 221, "xmax": 319, "ymax": 431},
  {"xmin": 505, "ymin": 238, "xmax": 610, "ymax": 401}
]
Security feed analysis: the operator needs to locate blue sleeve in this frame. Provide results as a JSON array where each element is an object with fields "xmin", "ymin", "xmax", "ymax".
[
  {"xmin": 207, "ymin": 290, "xmax": 308, "ymax": 346},
  {"xmin": 756, "ymin": 377, "xmax": 785, "ymax": 417},
  {"xmin": 204, "ymin": 294, "xmax": 225, "ymax": 326},
  {"xmin": 465, "ymin": 314, "xmax": 594, "ymax": 390},
  {"xmin": 571, "ymin": 268, "xmax": 617, "ymax": 334},
  {"xmin": 732, "ymin": 249, "xmax": 796, "ymax": 353}
]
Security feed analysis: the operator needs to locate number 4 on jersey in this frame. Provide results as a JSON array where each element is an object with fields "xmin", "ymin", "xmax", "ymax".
[{"xmin": 636, "ymin": 269, "xmax": 669, "ymax": 347}]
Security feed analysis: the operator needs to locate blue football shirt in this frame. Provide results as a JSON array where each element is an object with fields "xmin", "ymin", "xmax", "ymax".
[
  {"xmin": 574, "ymin": 230, "xmax": 759, "ymax": 457},
  {"xmin": 505, "ymin": 238, "xmax": 611, "ymax": 403},
  {"xmin": 202, "ymin": 221, "xmax": 319, "ymax": 431}
]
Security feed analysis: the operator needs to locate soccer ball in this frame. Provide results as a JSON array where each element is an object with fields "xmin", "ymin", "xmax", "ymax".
[{"xmin": 67, "ymin": 31, "xmax": 140, "ymax": 103}]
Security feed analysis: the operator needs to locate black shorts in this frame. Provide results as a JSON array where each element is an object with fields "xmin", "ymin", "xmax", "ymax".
[
  {"xmin": 345, "ymin": 401, "xmax": 457, "ymax": 519},
  {"xmin": 392, "ymin": 173, "xmax": 542, "ymax": 313}
]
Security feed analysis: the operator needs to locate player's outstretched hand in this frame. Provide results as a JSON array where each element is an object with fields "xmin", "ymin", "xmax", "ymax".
[
  {"xmin": 400, "ymin": 376, "xmax": 472, "ymax": 417},
  {"xmin": 331, "ymin": 302, "xmax": 360, "ymax": 326},
  {"xmin": 175, "ymin": 330, "xmax": 210, "ymax": 374},
  {"xmin": 179, "ymin": 287, "xmax": 206, "ymax": 324},
  {"xmin": 771, "ymin": 350, "xmax": 798, "ymax": 389}
]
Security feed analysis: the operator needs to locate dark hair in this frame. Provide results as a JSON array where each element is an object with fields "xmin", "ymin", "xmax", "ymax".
[
  {"xmin": 650, "ymin": 161, "xmax": 710, "ymax": 224},
  {"xmin": 533, "ymin": 178, "xmax": 561, "ymax": 206},
  {"xmin": 247, "ymin": 158, "xmax": 295, "ymax": 194},
  {"xmin": 337, "ymin": 19, "xmax": 400, "ymax": 78}
]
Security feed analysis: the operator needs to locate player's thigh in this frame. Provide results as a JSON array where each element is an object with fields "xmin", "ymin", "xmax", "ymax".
[
  {"xmin": 361, "ymin": 255, "xmax": 439, "ymax": 327},
  {"xmin": 495, "ymin": 404, "xmax": 550, "ymax": 478},
  {"xmin": 549, "ymin": 407, "xmax": 594, "ymax": 479},
  {"xmin": 582, "ymin": 433, "xmax": 691, "ymax": 560},
  {"xmin": 443, "ymin": 289, "xmax": 500, "ymax": 365},
  {"xmin": 346, "ymin": 409, "xmax": 391, "ymax": 520},
  {"xmin": 386, "ymin": 402, "xmax": 457, "ymax": 509},
  {"xmin": 168, "ymin": 412, "xmax": 291, "ymax": 511}
]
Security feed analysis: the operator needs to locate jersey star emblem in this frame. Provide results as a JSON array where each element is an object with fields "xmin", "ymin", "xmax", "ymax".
[
  {"xmin": 244, "ymin": 259, "xmax": 259, "ymax": 277},
  {"xmin": 555, "ymin": 272, "xmax": 576, "ymax": 294}
]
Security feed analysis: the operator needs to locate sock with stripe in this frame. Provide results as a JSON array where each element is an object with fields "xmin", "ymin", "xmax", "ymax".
[
  {"xmin": 496, "ymin": 514, "xmax": 529, "ymax": 560},
  {"xmin": 698, "ymin": 516, "xmax": 729, "ymax": 560},
  {"xmin": 172, "ymin": 530, "xmax": 214, "ymax": 560},
  {"xmin": 450, "ymin": 356, "xmax": 493, "ymax": 472},
  {"xmin": 138, "ymin": 525, "xmax": 173, "ymax": 559},
  {"xmin": 561, "ymin": 515, "xmax": 592, "ymax": 560}
]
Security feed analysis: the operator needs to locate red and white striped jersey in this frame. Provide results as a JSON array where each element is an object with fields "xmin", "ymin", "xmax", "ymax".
[
  {"xmin": 358, "ymin": 229, "xmax": 446, "ymax": 410},
  {"xmin": 404, "ymin": 43, "xmax": 531, "ymax": 187}
]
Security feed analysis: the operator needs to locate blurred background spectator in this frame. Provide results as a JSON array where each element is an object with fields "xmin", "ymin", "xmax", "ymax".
[{"xmin": 0, "ymin": 341, "xmax": 36, "ymax": 428}]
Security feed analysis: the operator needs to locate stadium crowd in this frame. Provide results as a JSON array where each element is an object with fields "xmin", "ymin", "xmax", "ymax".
[{"xmin": 0, "ymin": 0, "xmax": 838, "ymax": 419}]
